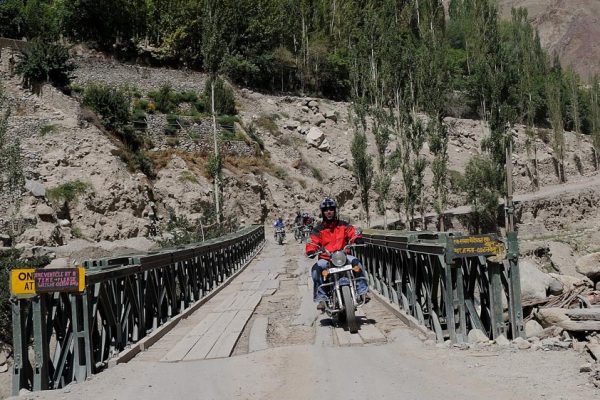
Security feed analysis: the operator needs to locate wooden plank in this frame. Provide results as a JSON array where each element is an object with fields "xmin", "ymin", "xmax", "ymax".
[
  {"xmin": 355, "ymin": 308, "xmax": 387, "ymax": 343},
  {"xmin": 358, "ymin": 324, "xmax": 387, "ymax": 343},
  {"xmin": 241, "ymin": 281, "xmax": 261, "ymax": 291},
  {"xmin": 207, "ymin": 309, "xmax": 254, "ymax": 359},
  {"xmin": 259, "ymin": 279, "xmax": 279, "ymax": 291},
  {"xmin": 292, "ymin": 284, "xmax": 317, "ymax": 326},
  {"xmin": 230, "ymin": 292, "xmax": 252, "ymax": 310},
  {"xmin": 217, "ymin": 292, "xmax": 239, "ymax": 310},
  {"xmin": 241, "ymin": 291, "xmax": 263, "ymax": 311},
  {"xmin": 334, "ymin": 325, "xmax": 363, "ymax": 346},
  {"xmin": 566, "ymin": 309, "xmax": 600, "ymax": 321},
  {"xmin": 183, "ymin": 310, "xmax": 238, "ymax": 360},
  {"xmin": 248, "ymin": 316, "xmax": 269, "ymax": 352},
  {"xmin": 314, "ymin": 317, "xmax": 334, "ymax": 346},
  {"xmin": 557, "ymin": 320, "xmax": 600, "ymax": 331},
  {"xmin": 161, "ymin": 312, "xmax": 221, "ymax": 362}
]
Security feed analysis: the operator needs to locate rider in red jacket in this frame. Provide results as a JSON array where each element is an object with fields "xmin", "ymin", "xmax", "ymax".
[{"xmin": 305, "ymin": 197, "xmax": 369, "ymax": 309}]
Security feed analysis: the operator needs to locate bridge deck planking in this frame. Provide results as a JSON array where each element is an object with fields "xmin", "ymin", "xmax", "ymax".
[
  {"xmin": 206, "ymin": 309, "xmax": 254, "ymax": 359},
  {"xmin": 183, "ymin": 310, "xmax": 239, "ymax": 360},
  {"xmin": 314, "ymin": 317, "xmax": 334, "ymax": 346},
  {"xmin": 161, "ymin": 312, "xmax": 221, "ymax": 362},
  {"xmin": 334, "ymin": 324, "xmax": 364, "ymax": 346},
  {"xmin": 248, "ymin": 316, "xmax": 269, "ymax": 352},
  {"xmin": 356, "ymin": 309, "xmax": 387, "ymax": 344},
  {"xmin": 166, "ymin": 290, "xmax": 263, "ymax": 361},
  {"xmin": 217, "ymin": 292, "xmax": 239, "ymax": 310}
]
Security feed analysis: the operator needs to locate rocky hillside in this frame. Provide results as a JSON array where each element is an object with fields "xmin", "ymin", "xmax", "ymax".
[
  {"xmin": 498, "ymin": 0, "xmax": 600, "ymax": 80},
  {"xmin": 2, "ymin": 50, "xmax": 600, "ymax": 268}
]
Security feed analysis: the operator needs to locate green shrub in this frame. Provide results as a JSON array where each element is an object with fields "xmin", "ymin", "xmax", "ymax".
[
  {"xmin": 271, "ymin": 165, "xmax": 287, "ymax": 180},
  {"xmin": 204, "ymin": 77, "xmax": 236, "ymax": 115},
  {"xmin": 83, "ymin": 84, "xmax": 130, "ymax": 131},
  {"xmin": 193, "ymin": 99, "xmax": 206, "ymax": 114},
  {"xmin": 15, "ymin": 40, "xmax": 74, "ymax": 89},
  {"xmin": 134, "ymin": 152, "xmax": 156, "ymax": 179},
  {"xmin": 217, "ymin": 114, "xmax": 239, "ymax": 132},
  {"xmin": 255, "ymin": 114, "xmax": 279, "ymax": 135},
  {"xmin": 222, "ymin": 54, "xmax": 260, "ymax": 86},
  {"xmin": 71, "ymin": 226, "xmax": 84, "ymax": 239},
  {"xmin": 40, "ymin": 124, "xmax": 58, "ymax": 136},
  {"xmin": 132, "ymin": 109, "xmax": 147, "ymax": 130},
  {"xmin": 175, "ymin": 90, "xmax": 198, "ymax": 103},
  {"xmin": 311, "ymin": 166, "xmax": 323, "ymax": 182},
  {"xmin": 148, "ymin": 84, "xmax": 177, "ymax": 114},
  {"xmin": 179, "ymin": 171, "xmax": 198, "ymax": 184},
  {"xmin": 164, "ymin": 125, "xmax": 178, "ymax": 136},
  {"xmin": 47, "ymin": 180, "xmax": 91, "ymax": 204},
  {"xmin": 69, "ymin": 83, "xmax": 84, "ymax": 94}
]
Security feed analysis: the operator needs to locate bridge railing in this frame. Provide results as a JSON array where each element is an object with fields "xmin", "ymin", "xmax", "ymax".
[
  {"xmin": 354, "ymin": 229, "xmax": 524, "ymax": 344},
  {"xmin": 11, "ymin": 225, "xmax": 265, "ymax": 395}
]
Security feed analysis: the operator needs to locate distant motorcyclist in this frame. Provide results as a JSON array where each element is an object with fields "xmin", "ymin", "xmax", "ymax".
[{"xmin": 305, "ymin": 198, "xmax": 369, "ymax": 310}]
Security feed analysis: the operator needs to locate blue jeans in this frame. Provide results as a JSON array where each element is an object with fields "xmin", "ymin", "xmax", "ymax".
[{"xmin": 311, "ymin": 255, "xmax": 369, "ymax": 302}]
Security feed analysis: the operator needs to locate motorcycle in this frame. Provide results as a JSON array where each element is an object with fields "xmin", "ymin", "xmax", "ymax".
[
  {"xmin": 301, "ymin": 225, "xmax": 312, "ymax": 243},
  {"xmin": 315, "ymin": 244, "xmax": 367, "ymax": 333},
  {"xmin": 275, "ymin": 227, "xmax": 285, "ymax": 245},
  {"xmin": 293, "ymin": 224, "xmax": 302, "ymax": 242}
]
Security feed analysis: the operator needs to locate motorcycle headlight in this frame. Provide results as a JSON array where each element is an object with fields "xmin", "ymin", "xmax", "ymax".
[{"xmin": 331, "ymin": 251, "xmax": 347, "ymax": 267}]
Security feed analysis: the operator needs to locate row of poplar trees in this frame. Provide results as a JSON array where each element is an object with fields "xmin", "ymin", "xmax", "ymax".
[{"xmin": 2, "ymin": 0, "xmax": 600, "ymax": 231}]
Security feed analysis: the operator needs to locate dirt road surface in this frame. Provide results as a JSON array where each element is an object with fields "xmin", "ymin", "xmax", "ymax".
[{"xmin": 14, "ymin": 239, "xmax": 600, "ymax": 400}]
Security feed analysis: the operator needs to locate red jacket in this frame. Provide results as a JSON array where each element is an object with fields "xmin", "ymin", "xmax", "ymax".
[{"xmin": 305, "ymin": 219, "xmax": 362, "ymax": 260}]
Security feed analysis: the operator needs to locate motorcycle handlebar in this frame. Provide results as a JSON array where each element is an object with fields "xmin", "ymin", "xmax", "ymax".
[{"xmin": 314, "ymin": 243, "xmax": 365, "ymax": 256}]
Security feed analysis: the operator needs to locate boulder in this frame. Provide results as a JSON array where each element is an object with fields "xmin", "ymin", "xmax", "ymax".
[
  {"xmin": 467, "ymin": 328, "xmax": 489, "ymax": 344},
  {"xmin": 47, "ymin": 257, "xmax": 69, "ymax": 269},
  {"xmin": 36, "ymin": 204, "xmax": 55, "ymax": 221},
  {"xmin": 547, "ymin": 241, "xmax": 579, "ymax": 277},
  {"xmin": 535, "ymin": 307, "xmax": 570, "ymax": 328},
  {"xmin": 525, "ymin": 320, "xmax": 544, "ymax": 338},
  {"xmin": 313, "ymin": 113, "xmax": 326, "ymax": 126},
  {"xmin": 519, "ymin": 259, "xmax": 554, "ymax": 300},
  {"xmin": 283, "ymin": 120, "xmax": 299, "ymax": 130},
  {"xmin": 297, "ymin": 125, "xmax": 310, "ymax": 135},
  {"xmin": 324, "ymin": 110, "xmax": 337, "ymax": 122},
  {"xmin": 576, "ymin": 252, "xmax": 600, "ymax": 286},
  {"xmin": 25, "ymin": 180, "xmax": 46, "ymax": 197},
  {"xmin": 307, "ymin": 100, "xmax": 319, "ymax": 108},
  {"xmin": 549, "ymin": 273, "xmax": 592, "ymax": 291},
  {"xmin": 317, "ymin": 138, "xmax": 331, "ymax": 152},
  {"xmin": 513, "ymin": 337, "xmax": 531, "ymax": 349},
  {"xmin": 306, "ymin": 127, "xmax": 325, "ymax": 148},
  {"xmin": 495, "ymin": 334, "xmax": 510, "ymax": 347}
]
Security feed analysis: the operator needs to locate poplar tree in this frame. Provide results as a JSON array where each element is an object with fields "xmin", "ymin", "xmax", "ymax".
[{"xmin": 202, "ymin": 0, "xmax": 225, "ymax": 224}]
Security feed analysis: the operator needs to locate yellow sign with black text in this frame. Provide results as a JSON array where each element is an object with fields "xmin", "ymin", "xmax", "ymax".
[
  {"xmin": 10, "ymin": 268, "xmax": 36, "ymax": 296},
  {"xmin": 452, "ymin": 234, "xmax": 501, "ymax": 258}
]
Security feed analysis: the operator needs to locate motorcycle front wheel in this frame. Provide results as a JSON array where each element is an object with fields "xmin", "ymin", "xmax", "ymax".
[
  {"xmin": 277, "ymin": 234, "xmax": 283, "ymax": 245},
  {"xmin": 341, "ymin": 285, "xmax": 358, "ymax": 333}
]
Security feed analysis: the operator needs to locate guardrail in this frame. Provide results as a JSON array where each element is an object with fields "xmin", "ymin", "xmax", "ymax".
[
  {"xmin": 354, "ymin": 229, "xmax": 524, "ymax": 343},
  {"xmin": 11, "ymin": 225, "xmax": 264, "ymax": 394}
]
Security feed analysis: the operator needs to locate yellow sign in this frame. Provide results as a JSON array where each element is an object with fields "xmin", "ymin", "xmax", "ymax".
[
  {"xmin": 452, "ymin": 234, "xmax": 501, "ymax": 258},
  {"xmin": 10, "ymin": 268, "xmax": 36, "ymax": 296},
  {"xmin": 10, "ymin": 267, "xmax": 86, "ymax": 295}
]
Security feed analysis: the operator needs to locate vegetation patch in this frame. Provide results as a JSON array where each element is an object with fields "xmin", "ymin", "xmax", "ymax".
[
  {"xmin": 179, "ymin": 170, "xmax": 198, "ymax": 184},
  {"xmin": 255, "ymin": 114, "xmax": 280, "ymax": 136},
  {"xmin": 46, "ymin": 180, "xmax": 91, "ymax": 204},
  {"xmin": 39, "ymin": 124, "xmax": 58, "ymax": 136}
]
